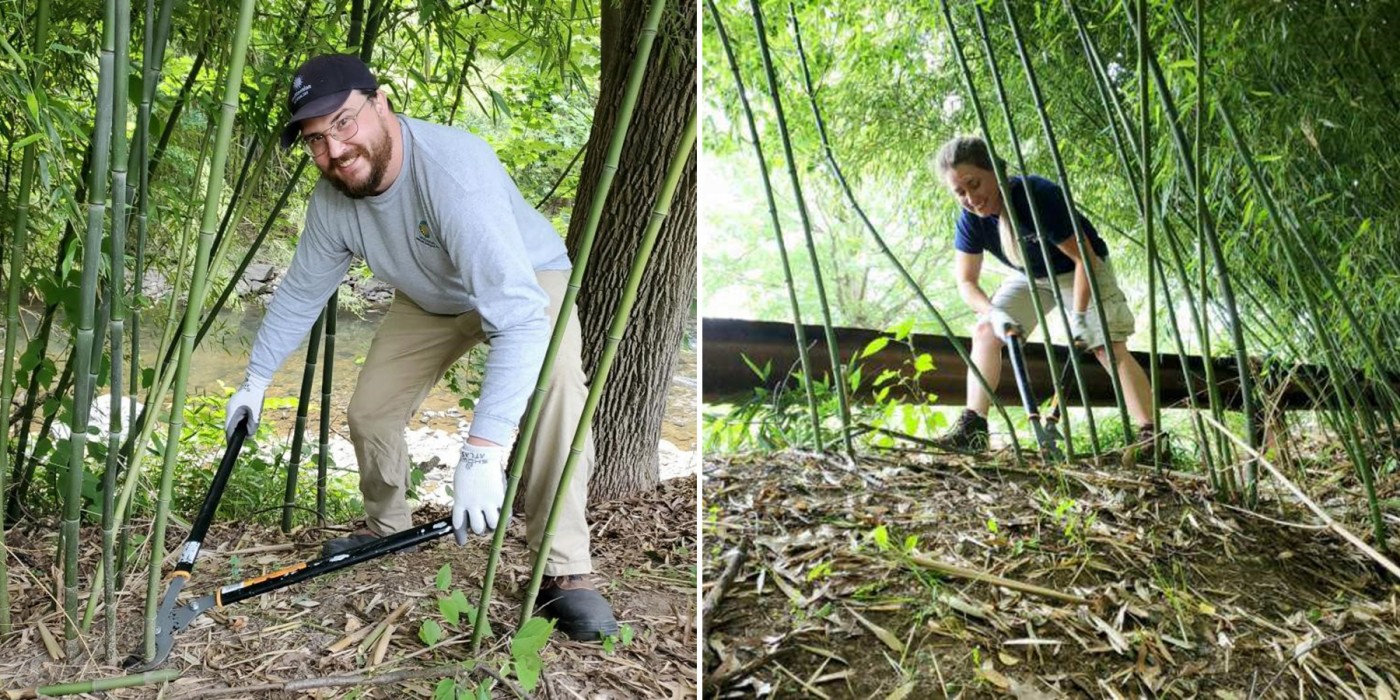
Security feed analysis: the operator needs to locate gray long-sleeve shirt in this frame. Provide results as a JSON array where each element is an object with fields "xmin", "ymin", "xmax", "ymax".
[{"xmin": 247, "ymin": 115, "xmax": 571, "ymax": 444}]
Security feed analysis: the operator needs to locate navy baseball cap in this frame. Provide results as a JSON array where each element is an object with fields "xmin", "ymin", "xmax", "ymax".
[{"xmin": 281, "ymin": 54, "xmax": 379, "ymax": 149}]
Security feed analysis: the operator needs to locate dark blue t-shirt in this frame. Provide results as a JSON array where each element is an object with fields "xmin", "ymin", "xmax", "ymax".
[{"xmin": 953, "ymin": 175, "xmax": 1109, "ymax": 278}]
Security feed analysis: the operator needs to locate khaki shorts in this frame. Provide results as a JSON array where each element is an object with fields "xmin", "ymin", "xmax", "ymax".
[{"xmin": 990, "ymin": 258, "xmax": 1135, "ymax": 348}]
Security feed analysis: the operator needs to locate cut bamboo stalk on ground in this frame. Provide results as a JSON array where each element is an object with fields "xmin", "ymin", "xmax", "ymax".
[
  {"xmin": 162, "ymin": 663, "xmax": 524, "ymax": 700},
  {"xmin": 347, "ymin": 599, "xmax": 413, "ymax": 655},
  {"xmin": 4, "ymin": 669, "xmax": 180, "ymax": 699},
  {"xmin": 905, "ymin": 554, "xmax": 1091, "ymax": 606},
  {"xmin": 702, "ymin": 540, "xmax": 749, "ymax": 620}
]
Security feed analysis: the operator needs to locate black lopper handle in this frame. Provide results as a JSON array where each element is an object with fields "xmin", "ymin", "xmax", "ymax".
[
  {"xmin": 217, "ymin": 517, "xmax": 454, "ymax": 607},
  {"xmin": 173, "ymin": 417, "xmax": 251, "ymax": 575},
  {"xmin": 1004, "ymin": 333, "xmax": 1041, "ymax": 418}
]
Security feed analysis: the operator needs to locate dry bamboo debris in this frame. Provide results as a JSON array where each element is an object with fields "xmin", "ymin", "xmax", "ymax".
[
  {"xmin": 1203, "ymin": 414, "xmax": 1400, "ymax": 581},
  {"xmin": 1, "ymin": 474, "xmax": 697, "ymax": 699},
  {"xmin": 704, "ymin": 452, "xmax": 1400, "ymax": 697},
  {"xmin": 164, "ymin": 661, "xmax": 527, "ymax": 699}
]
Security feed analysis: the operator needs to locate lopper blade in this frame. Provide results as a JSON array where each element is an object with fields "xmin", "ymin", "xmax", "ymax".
[{"xmin": 122, "ymin": 577, "xmax": 215, "ymax": 672}]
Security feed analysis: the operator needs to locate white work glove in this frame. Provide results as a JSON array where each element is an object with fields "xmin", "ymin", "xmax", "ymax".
[
  {"xmin": 452, "ymin": 442, "xmax": 508, "ymax": 545},
  {"xmin": 1068, "ymin": 311, "xmax": 1103, "ymax": 349},
  {"xmin": 982, "ymin": 308, "xmax": 1021, "ymax": 342},
  {"xmin": 225, "ymin": 374, "xmax": 271, "ymax": 438}
]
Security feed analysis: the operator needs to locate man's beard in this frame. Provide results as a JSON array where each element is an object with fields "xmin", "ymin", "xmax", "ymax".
[{"xmin": 323, "ymin": 128, "xmax": 391, "ymax": 198}]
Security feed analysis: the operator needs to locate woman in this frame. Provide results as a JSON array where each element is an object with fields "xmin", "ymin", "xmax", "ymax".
[{"xmin": 930, "ymin": 135, "xmax": 1157, "ymax": 454}]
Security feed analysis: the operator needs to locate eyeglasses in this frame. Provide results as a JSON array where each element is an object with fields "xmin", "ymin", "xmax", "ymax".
[{"xmin": 300, "ymin": 96, "xmax": 372, "ymax": 157}]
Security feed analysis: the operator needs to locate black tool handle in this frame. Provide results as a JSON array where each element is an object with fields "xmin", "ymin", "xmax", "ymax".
[
  {"xmin": 1004, "ymin": 333, "xmax": 1041, "ymax": 418},
  {"xmin": 1046, "ymin": 353, "xmax": 1078, "ymax": 424},
  {"xmin": 175, "ymin": 417, "xmax": 250, "ymax": 574},
  {"xmin": 218, "ymin": 517, "xmax": 454, "ymax": 607}
]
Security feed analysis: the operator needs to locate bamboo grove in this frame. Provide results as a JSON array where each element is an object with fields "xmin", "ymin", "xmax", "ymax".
[
  {"xmin": 1, "ymin": 0, "xmax": 694, "ymax": 673},
  {"xmin": 703, "ymin": 0, "xmax": 1400, "ymax": 557}
]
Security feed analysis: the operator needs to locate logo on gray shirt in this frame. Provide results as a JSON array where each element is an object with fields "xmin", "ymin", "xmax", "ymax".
[{"xmin": 415, "ymin": 220, "xmax": 441, "ymax": 248}]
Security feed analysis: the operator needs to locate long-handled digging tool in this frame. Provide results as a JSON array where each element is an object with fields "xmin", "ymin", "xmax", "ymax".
[
  {"xmin": 1003, "ymin": 330, "xmax": 1064, "ymax": 461},
  {"xmin": 1041, "ymin": 349, "xmax": 1081, "ymax": 452},
  {"xmin": 123, "ymin": 418, "xmax": 454, "ymax": 672}
]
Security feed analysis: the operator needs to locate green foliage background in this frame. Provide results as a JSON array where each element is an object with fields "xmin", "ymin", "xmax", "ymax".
[
  {"xmin": 0, "ymin": 0, "xmax": 604, "ymax": 523},
  {"xmin": 702, "ymin": 0, "xmax": 1400, "ymax": 363}
]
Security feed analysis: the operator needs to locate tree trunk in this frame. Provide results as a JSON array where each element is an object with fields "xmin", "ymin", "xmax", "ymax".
[{"xmin": 567, "ymin": 0, "xmax": 696, "ymax": 501}]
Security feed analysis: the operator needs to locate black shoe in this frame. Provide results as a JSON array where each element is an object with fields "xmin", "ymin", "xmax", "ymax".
[
  {"xmin": 1123, "ymin": 424, "xmax": 1172, "ymax": 466},
  {"xmin": 535, "ymin": 575, "xmax": 620, "ymax": 641},
  {"xmin": 932, "ymin": 409, "xmax": 989, "ymax": 452},
  {"xmin": 320, "ymin": 528, "xmax": 418, "ymax": 557}
]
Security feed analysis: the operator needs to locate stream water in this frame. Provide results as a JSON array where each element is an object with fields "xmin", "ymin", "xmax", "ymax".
[{"xmin": 10, "ymin": 302, "xmax": 697, "ymax": 484}]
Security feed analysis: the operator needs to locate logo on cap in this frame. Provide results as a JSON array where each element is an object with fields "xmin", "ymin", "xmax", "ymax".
[{"xmin": 291, "ymin": 75, "xmax": 312, "ymax": 108}]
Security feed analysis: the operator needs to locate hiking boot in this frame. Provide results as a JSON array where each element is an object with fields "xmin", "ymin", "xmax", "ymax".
[
  {"xmin": 1123, "ymin": 424, "xmax": 1172, "ymax": 467},
  {"xmin": 535, "ymin": 575, "xmax": 620, "ymax": 641},
  {"xmin": 932, "ymin": 409, "xmax": 989, "ymax": 452},
  {"xmin": 320, "ymin": 528, "xmax": 418, "ymax": 557}
]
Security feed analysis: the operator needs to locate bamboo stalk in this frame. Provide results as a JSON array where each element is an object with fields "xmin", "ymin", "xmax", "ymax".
[
  {"xmin": 702, "ymin": 541, "xmax": 749, "ymax": 620},
  {"xmin": 1137, "ymin": 0, "xmax": 1163, "ymax": 468},
  {"xmin": 706, "ymin": 0, "xmax": 822, "ymax": 447},
  {"xmin": 283, "ymin": 313, "xmax": 326, "ymax": 532},
  {"xmin": 521, "ymin": 110, "xmax": 696, "ymax": 625},
  {"xmin": 971, "ymin": 3, "xmax": 1087, "ymax": 461},
  {"xmin": 123, "ymin": 0, "xmax": 177, "ymax": 496},
  {"xmin": 905, "ymin": 553, "xmax": 1090, "ymax": 606},
  {"xmin": 785, "ymin": 2, "xmax": 1024, "ymax": 464},
  {"xmin": 63, "ymin": 0, "xmax": 118, "ymax": 651},
  {"xmin": 99, "ymin": 0, "xmax": 132, "ymax": 660},
  {"xmin": 470, "ymin": 0, "xmax": 669, "ymax": 653},
  {"xmin": 318, "ymin": 291, "xmax": 337, "ymax": 522},
  {"xmin": 996, "ymin": 0, "xmax": 1131, "ymax": 437},
  {"xmin": 0, "ymin": 0, "xmax": 52, "ymax": 635},
  {"xmin": 749, "ymin": 0, "xmax": 854, "ymax": 456},
  {"xmin": 141, "ymin": 0, "xmax": 258, "ymax": 660},
  {"xmin": 4, "ymin": 669, "xmax": 180, "ymax": 699}
]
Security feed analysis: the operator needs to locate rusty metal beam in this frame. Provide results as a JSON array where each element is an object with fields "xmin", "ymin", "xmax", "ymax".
[{"xmin": 701, "ymin": 317, "xmax": 1394, "ymax": 411}]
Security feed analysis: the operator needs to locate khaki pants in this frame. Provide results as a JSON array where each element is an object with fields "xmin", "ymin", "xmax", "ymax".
[
  {"xmin": 346, "ymin": 270, "xmax": 594, "ymax": 576},
  {"xmin": 991, "ymin": 259, "xmax": 1135, "ymax": 348}
]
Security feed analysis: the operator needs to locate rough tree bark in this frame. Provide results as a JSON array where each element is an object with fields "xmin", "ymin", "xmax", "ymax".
[{"xmin": 568, "ymin": 0, "xmax": 696, "ymax": 500}]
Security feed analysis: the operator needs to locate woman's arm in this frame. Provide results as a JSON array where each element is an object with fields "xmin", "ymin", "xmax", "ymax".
[
  {"xmin": 954, "ymin": 250, "xmax": 991, "ymax": 313},
  {"xmin": 1054, "ymin": 235, "xmax": 1096, "ymax": 313}
]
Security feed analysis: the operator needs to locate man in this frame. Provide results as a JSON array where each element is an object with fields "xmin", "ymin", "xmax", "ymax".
[{"xmin": 225, "ymin": 54, "xmax": 617, "ymax": 640}]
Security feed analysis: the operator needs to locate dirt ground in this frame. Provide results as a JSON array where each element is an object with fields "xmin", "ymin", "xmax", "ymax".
[
  {"xmin": 702, "ymin": 449, "xmax": 1400, "ymax": 698},
  {"xmin": 0, "ymin": 475, "xmax": 697, "ymax": 699}
]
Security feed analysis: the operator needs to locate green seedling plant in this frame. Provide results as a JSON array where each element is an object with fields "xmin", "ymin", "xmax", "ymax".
[
  {"xmin": 856, "ymin": 320, "xmax": 947, "ymax": 449},
  {"xmin": 703, "ymin": 356, "xmax": 794, "ymax": 452},
  {"xmin": 420, "ymin": 564, "xmax": 554, "ymax": 697},
  {"xmin": 600, "ymin": 623, "xmax": 635, "ymax": 654}
]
